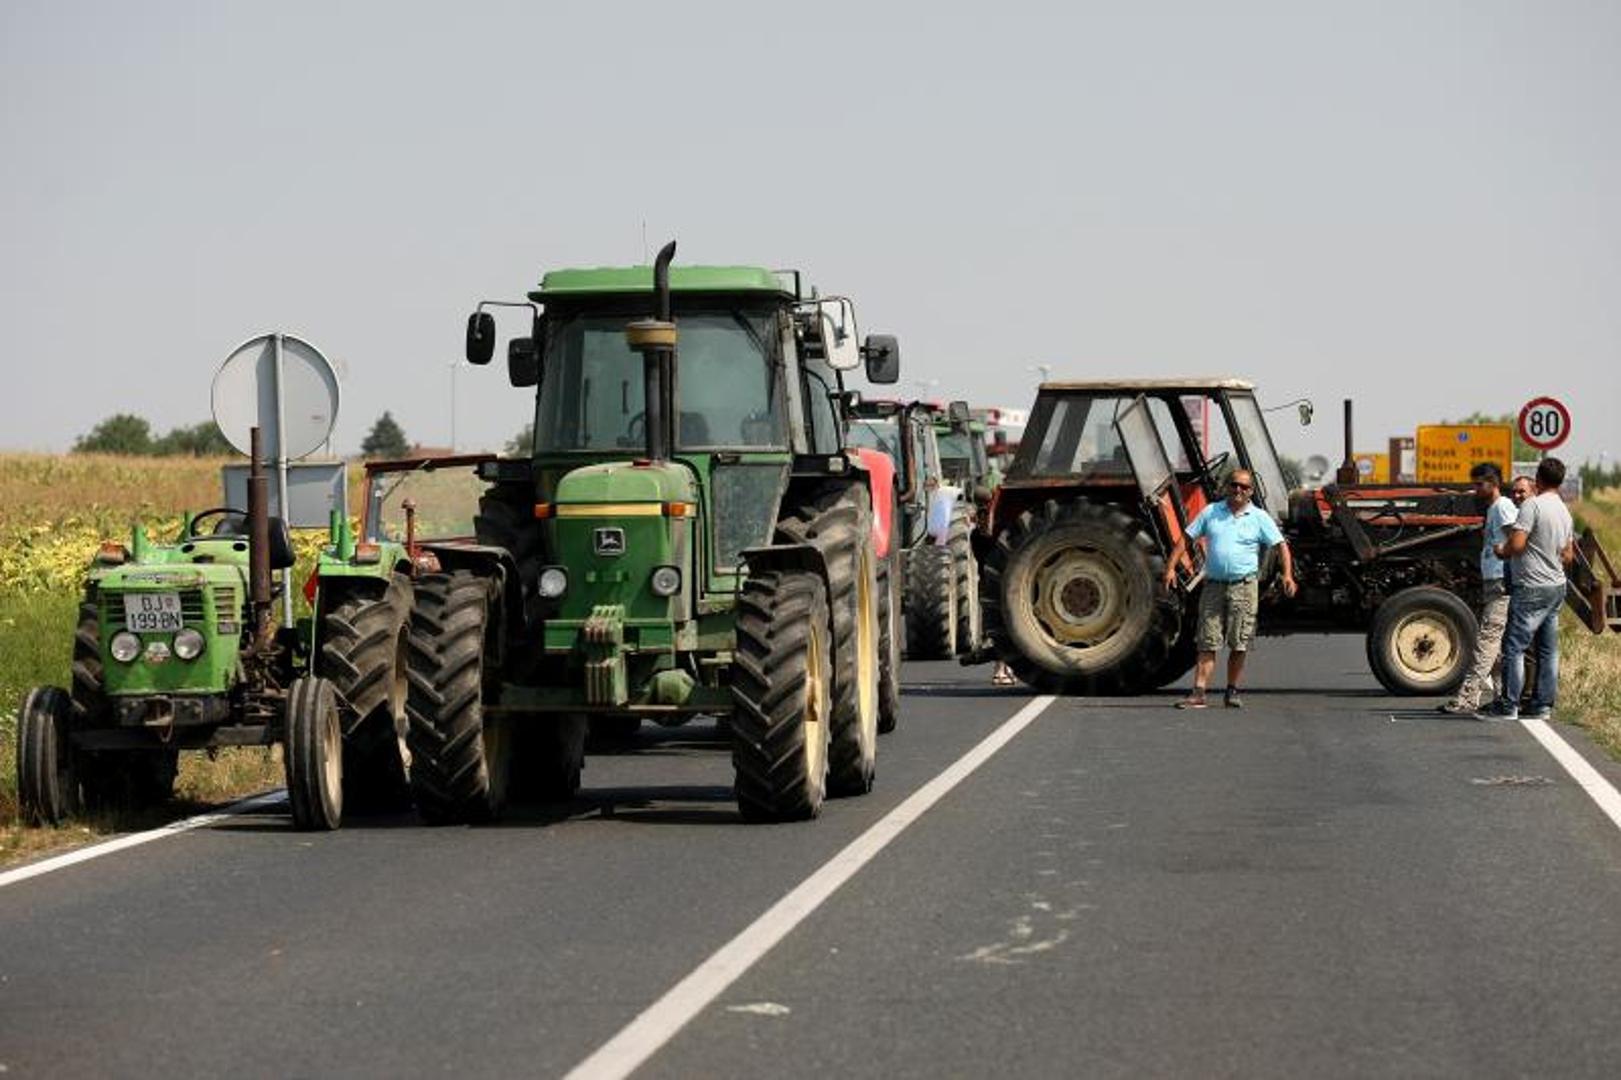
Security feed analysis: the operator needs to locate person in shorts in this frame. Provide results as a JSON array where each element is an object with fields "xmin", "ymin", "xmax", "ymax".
[
  {"xmin": 1479, "ymin": 457, "xmax": 1575, "ymax": 721},
  {"xmin": 1162, "ymin": 469, "xmax": 1297, "ymax": 708},
  {"xmin": 1438, "ymin": 462, "xmax": 1518, "ymax": 715}
]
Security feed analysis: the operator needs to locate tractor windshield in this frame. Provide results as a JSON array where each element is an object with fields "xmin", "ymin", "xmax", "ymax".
[
  {"xmin": 534, "ymin": 310, "xmax": 786, "ymax": 453},
  {"xmin": 937, "ymin": 428, "xmax": 988, "ymax": 479},
  {"xmin": 1024, "ymin": 395, "xmax": 1138, "ymax": 478}
]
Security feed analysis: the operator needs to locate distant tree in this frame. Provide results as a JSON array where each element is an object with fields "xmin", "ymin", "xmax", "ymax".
[
  {"xmin": 1579, "ymin": 460, "xmax": 1621, "ymax": 494},
  {"xmin": 74, "ymin": 413, "xmax": 154, "ymax": 455},
  {"xmin": 361, "ymin": 411, "xmax": 410, "ymax": 458},
  {"xmin": 153, "ymin": 421, "xmax": 237, "ymax": 457},
  {"xmin": 506, "ymin": 422, "xmax": 534, "ymax": 455}
]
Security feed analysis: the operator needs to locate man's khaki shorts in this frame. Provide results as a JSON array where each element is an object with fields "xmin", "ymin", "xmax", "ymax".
[{"xmin": 1196, "ymin": 577, "xmax": 1259, "ymax": 652}]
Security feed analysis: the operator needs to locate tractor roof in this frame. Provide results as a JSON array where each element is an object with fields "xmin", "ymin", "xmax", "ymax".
[
  {"xmin": 1039, "ymin": 378, "xmax": 1255, "ymax": 393},
  {"xmin": 529, "ymin": 265, "xmax": 793, "ymax": 302}
]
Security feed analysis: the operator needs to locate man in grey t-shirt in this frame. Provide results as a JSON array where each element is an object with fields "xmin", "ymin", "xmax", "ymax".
[{"xmin": 1479, "ymin": 457, "xmax": 1575, "ymax": 721}]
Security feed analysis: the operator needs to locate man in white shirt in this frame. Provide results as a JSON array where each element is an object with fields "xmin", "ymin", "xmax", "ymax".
[
  {"xmin": 1439, "ymin": 462, "xmax": 1517, "ymax": 715},
  {"xmin": 1479, "ymin": 457, "xmax": 1575, "ymax": 721}
]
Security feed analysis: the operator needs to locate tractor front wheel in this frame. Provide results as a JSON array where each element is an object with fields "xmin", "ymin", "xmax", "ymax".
[
  {"xmin": 906, "ymin": 544, "xmax": 958, "ymax": 660},
  {"xmin": 731, "ymin": 569, "xmax": 832, "ymax": 821},
  {"xmin": 17, "ymin": 686, "xmax": 79, "ymax": 825},
  {"xmin": 286, "ymin": 676, "xmax": 344, "ymax": 831},
  {"xmin": 1366, "ymin": 586, "xmax": 1477, "ymax": 696}
]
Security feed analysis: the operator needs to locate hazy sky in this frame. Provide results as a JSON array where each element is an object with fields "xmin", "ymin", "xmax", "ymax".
[{"xmin": 3, "ymin": 1, "xmax": 1617, "ymax": 469}]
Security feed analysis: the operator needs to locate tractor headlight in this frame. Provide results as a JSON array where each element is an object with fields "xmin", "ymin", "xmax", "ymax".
[
  {"xmin": 538, "ymin": 566, "xmax": 568, "ymax": 599},
  {"xmin": 173, "ymin": 628, "xmax": 206, "ymax": 660},
  {"xmin": 650, "ymin": 565, "xmax": 682, "ymax": 597},
  {"xmin": 110, "ymin": 631, "xmax": 142, "ymax": 663}
]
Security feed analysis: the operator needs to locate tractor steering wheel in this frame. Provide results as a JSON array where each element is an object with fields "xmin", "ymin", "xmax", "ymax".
[
  {"xmin": 185, "ymin": 507, "xmax": 250, "ymax": 539},
  {"xmin": 1204, "ymin": 451, "xmax": 1232, "ymax": 486},
  {"xmin": 620, "ymin": 411, "xmax": 646, "ymax": 449}
]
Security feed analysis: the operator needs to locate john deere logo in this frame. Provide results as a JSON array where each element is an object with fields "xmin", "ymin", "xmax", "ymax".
[{"xmin": 594, "ymin": 528, "xmax": 626, "ymax": 557}]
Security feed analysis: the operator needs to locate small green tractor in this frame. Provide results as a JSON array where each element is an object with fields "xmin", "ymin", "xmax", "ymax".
[
  {"xmin": 398, "ymin": 241, "xmax": 901, "ymax": 823},
  {"xmin": 846, "ymin": 399, "xmax": 979, "ymax": 660},
  {"xmin": 17, "ymin": 446, "xmax": 417, "ymax": 830}
]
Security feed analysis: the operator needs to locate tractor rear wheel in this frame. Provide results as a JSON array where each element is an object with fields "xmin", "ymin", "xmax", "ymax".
[
  {"xmin": 982, "ymin": 499, "xmax": 1177, "ymax": 694},
  {"xmin": 731, "ymin": 569, "xmax": 832, "ymax": 821},
  {"xmin": 17, "ymin": 685, "xmax": 79, "ymax": 825},
  {"xmin": 876, "ymin": 491, "xmax": 903, "ymax": 734},
  {"xmin": 286, "ymin": 676, "xmax": 344, "ymax": 831},
  {"xmin": 406, "ymin": 571, "xmax": 512, "ymax": 823},
  {"xmin": 948, "ymin": 502, "xmax": 981, "ymax": 657},
  {"xmin": 1366, "ymin": 585, "xmax": 1477, "ymax": 696},
  {"xmin": 776, "ymin": 486, "xmax": 877, "ymax": 798},
  {"xmin": 509, "ymin": 716, "xmax": 588, "ymax": 802},
  {"xmin": 906, "ymin": 544, "xmax": 958, "ymax": 659},
  {"xmin": 319, "ymin": 573, "xmax": 413, "ymax": 812}
]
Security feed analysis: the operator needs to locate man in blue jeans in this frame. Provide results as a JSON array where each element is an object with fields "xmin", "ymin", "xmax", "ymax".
[{"xmin": 1479, "ymin": 457, "xmax": 1575, "ymax": 721}]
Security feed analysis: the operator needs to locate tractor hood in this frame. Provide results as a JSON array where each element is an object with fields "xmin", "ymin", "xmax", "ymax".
[{"xmin": 553, "ymin": 460, "xmax": 697, "ymax": 508}]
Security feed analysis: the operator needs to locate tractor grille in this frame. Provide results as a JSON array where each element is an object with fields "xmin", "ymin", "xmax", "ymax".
[{"xmin": 101, "ymin": 587, "xmax": 235, "ymax": 632}]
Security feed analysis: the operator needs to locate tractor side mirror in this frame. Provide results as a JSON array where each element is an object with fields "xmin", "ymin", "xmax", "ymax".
[
  {"xmin": 948, "ymin": 399, "xmax": 970, "ymax": 424},
  {"xmin": 466, "ymin": 311, "xmax": 496, "ymax": 365},
  {"xmin": 863, "ymin": 334, "xmax": 900, "ymax": 384},
  {"xmin": 819, "ymin": 298, "xmax": 862, "ymax": 371},
  {"xmin": 266, "ymin": 517, "xmax": 296, "ymax": 571},
  {"xmin": 508, "ymin": 338, "xmax": 539, "ymax": 388}
]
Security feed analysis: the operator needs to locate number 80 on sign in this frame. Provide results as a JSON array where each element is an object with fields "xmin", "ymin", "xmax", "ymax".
[{"xmin": 1518, "ymin": 397, "xmax": 1571, "ymax": 452}]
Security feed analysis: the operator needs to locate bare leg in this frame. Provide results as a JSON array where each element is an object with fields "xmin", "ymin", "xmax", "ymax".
[
  {"xmin": 1193, "ymin": 651, "xmax": 1218, "ymax": 692},
  {"xmin": 1226, "ymin": 650, "xmax": 1248, "ymax": 690}
]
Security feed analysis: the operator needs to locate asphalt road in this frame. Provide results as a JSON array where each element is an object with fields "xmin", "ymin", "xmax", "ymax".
[{"xmin": 4, "ymin": 636, "xmax": 1621, "ymax": 1079}]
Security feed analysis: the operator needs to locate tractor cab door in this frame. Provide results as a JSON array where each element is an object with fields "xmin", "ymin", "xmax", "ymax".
[{"xmin": 1116, "ymin": 395, "xmax": 1202, "ymax": 584}]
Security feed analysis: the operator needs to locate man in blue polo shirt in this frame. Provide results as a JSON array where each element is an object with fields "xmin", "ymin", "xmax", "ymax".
[{"xmin": 1162, "ymin": 468, "xmax": 1296, "ymax": 708}]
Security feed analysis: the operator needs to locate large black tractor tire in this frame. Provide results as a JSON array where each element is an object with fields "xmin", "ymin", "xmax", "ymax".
[
  {"xmin": 775, "ymin": 486, "xmax": 878, "ymax": 798},
  {"xmin": 1148, "ymin": 609, "xmax": 1200, "ymax": 690},
  {"xmin": 17, "ymin": 685, "xmax": 79, "ymax": 825},
  {"xmin": 509, "ymin": 716, "xmax": 588, "ymax": 803},
  {"xmin": 285, "ymin": 676, "xmax": 344, "ymax": 831},
  {"xmin": 1366, "ymin": 586, "xmax": 1478, "ymax": 696},
  {"xmin": 476, "ymin": 485, "xmax": 544, "ymax": 599},
  {"xmin": 906, "ymin": 543, "xmax": 958, "ymax": 660},
  {"xmin": 876, "ymin": 492, "xmax": 903, "ymax": 734},
  {"xmin": 948, "ymin": 502, "xmax": 982, "ymax": 657},
  {"xmin": 981, "ymin": 499, "xmax": 1179, "ymax": 695},
  {"xmin": 406, "ymin": 571, "xmax": 512, "ymax": 824},
  {"xmin": 731, "ymin": 569, "xmax": 833, "ymax": 822},
  {"xmin": 587, "ymin": 715, "xmax": 642, "ymax": 748},
  {"xmin": 67, "ymin": 591, "xmax": 175, "ymax": 809},
  {"xmin": 319, "ymin": 573, "xmax": 413, "ymax": 812}
]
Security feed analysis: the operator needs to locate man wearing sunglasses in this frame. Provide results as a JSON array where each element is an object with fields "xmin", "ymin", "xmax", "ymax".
[{"xmin": 1162, "ymin": 468, "xmax": 1296, "ymax": 709}]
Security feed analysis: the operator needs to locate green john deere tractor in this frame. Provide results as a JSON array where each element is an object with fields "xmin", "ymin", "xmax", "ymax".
[
  {"xmin": 16, "ymin": 444, "xmax": 416, "ymax": 830},
  {"xmin": 400, "ymin": 241, "xmax": 902, "ymax": 823}
]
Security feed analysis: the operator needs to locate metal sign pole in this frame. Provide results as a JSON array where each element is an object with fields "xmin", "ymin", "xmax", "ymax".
[{"xmin": 273, "ymin": 334, "xmax": 293, "ymax": 627}]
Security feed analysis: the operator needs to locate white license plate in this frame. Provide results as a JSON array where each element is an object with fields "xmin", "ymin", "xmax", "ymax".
[{"xmin": 123, "ymin": 592, "xmax": 184, "ymax": 632}]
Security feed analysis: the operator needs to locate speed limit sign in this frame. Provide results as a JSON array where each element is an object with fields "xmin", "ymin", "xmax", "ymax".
[{"xmin": 1518, "ymin": 397, "xmax": 1571, "ymax": 452}]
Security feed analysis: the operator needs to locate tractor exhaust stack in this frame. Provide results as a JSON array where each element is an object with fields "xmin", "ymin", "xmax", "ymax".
[
  {"xmin": 246, "ymin": 426, "xmax": 273, "ymax": 651},
  {"xmin": 1336, "ymin": 398, "xmax": 1359, "ymax": 485},
  {"xmin": 625, "ymin": 240, "xmax": 679, "ymax": 463}
]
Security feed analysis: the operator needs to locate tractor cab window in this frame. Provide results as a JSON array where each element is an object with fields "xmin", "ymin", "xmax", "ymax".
[
  {"xmin": 848, "ymin": 417, "xmax": 899, "ymax": 459},
  {"xmin": 937, "ymin": 427, "xmax": 989, "ymax": 480},
  {"xmin": 675, "ymin": 312, "xmax": 786, "ymax": 449},
  {"xmin": 535, "ymin": 310, "xmax": 786, "ymax": 453},
  {"xmin": 1226, "ymin": 393, "xmax": 1290, "ymax": 519},
  {"xmin": 799, "ymin": 355, "xmax": 844, "ymax": 456},
  {"xmin": 1027, "ymin": 396, "xmax": 1137, "ymax": 477}
]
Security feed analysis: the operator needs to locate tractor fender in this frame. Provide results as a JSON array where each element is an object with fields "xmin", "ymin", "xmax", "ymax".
[
  {"xmin": 739, "ymin": 542, "xmax": 834, "ymax": 603},
  {"xmin": 927, "ymin": 485, "xmax": 963, "ymax": 546},
  {"xmin": 846, "ymin": 446, "xmax": 896, "ymax": 558}
]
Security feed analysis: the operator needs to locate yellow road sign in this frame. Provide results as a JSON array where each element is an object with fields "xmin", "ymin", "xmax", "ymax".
[
  {"xmin": 1354, "ymin": 452, "xmax": 1390, "ymax": 483},
  {"xmin": 1415, "ymin": 424, "xmax": 1513, "ymax": 483}
]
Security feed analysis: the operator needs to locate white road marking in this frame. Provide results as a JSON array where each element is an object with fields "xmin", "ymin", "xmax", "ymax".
[
  {"xmin": 0, "ymin": 791, "xmax": 285, "ymax": 889},
  {"xmin": 1520, "ymin": 717, "xmax": 1621, "ymax": 833},
  {"xmin": 563, "ymin": 694, "xmax": 1059, "ymax": 1080},
  {"xmin": 723, "ymin": 1002, "xmax": 791, "ymax": 1017}
]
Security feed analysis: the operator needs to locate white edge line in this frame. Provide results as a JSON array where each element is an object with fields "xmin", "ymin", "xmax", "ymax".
[
  {"xmin": 1519, "ymin": 717, "xmax": 1621, "ymax": 832},
  {"xmin": 564, "ymin": 694, "xmax": 1059, "ymax": 1080},
  {"xmin": 0, "ymin": 790, "xmax": 286, "ymax": 890}
]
